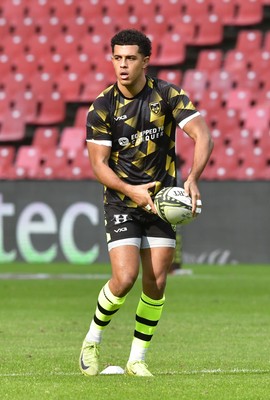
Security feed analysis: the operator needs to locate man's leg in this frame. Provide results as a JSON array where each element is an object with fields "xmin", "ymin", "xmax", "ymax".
[
  {"xmin": 79, "ymin": 245, "xmax": 141, "ymax": 376},
  {"xmin": 126, "ymin": 246, "xmax": 174, "ymax": 377}
]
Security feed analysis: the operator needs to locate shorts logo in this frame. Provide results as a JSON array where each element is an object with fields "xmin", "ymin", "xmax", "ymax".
[
  {"xmin": 113, "ymin": 214, "xmax": 128, "ymax": 225},
  {"xmin": 149, "ymin": 102, "xmax": 161, "ymax": 115},
  {"xmin": 114, "ymin": 227, "xmax": 128, "ymax": 233}
]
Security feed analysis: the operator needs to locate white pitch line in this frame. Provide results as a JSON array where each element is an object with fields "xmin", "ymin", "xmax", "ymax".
[
  {"xmin": 0, "ymin": 273, "xmax": 111, "ymax": 280},
  {"xmin": 0, "ymin": 369, "xmax": 269, "ymax": 377}
]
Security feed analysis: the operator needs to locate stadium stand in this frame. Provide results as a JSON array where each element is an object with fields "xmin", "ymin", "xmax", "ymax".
[{"xmin": 0, "ymin": 0, "xmax": 270, "ymax": 180}]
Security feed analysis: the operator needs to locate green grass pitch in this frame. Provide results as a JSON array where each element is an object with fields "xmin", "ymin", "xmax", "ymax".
[{"xmin": 0, "ymin": 263, "xmax": 269, "ymax": 400}]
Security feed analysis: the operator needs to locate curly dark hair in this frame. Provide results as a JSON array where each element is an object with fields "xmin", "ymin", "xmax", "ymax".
[{"xmin": 111, "ymin": 29, "xmax": 152, "ymax": 57}]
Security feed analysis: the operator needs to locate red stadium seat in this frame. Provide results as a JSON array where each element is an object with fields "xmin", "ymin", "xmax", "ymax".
[
  {"xmin": 12, "ymin": 53, "xmax": 39, "ymax": 77},
  {"xmin": 130, "ymin": 0, "xmax": 159, "ymax": 19},
  {"xmin": 51, "ymin": 0, "xmax": 79, "ymax": 19},
  {"xmin": 15, "ymin": 145, "xmax": 41, "ymax": 178},
  {"xmin": 223, "ymin": 50, "xmax": 248, "ymax": 76},
  {"xmin": 57, "ymin": 71, "xmax": 82, "ymax": 102},
  {"xmin": 80, "ymin": 71, "xmax": 112, "ymax": 102},
  {"xmin": 141, "ymin": 15, "xmax": 168, "ymax": 38},
  {"xmin": 0, "ymin": 146, "xmax": 15, "ymax": 173},
  {"xmin": 235, "ymin": 30, "xmax": 263, "ymax": 53},
  {"xmin": 34, "ymin": 89, "xmax": 66, "ymax": 125},
  {"xmin": 40, "ymin": 148, "xmax": 69, "ymax": 179},
  {"xmin": 246, "ymin": 50, "xmax": 270, "ymax": 75},
  {"xmin": 52, "ymin": 33, "xmax": 80, "ymax": 57},
  {"xmin": 103, "ymin": 0, "xmax": 131, "ymax": 17},
  {"xmin": 150, "ymin": 32, "xmax": 186, "ymax": 66},
  {"xmin": 0, "ymin": 107, "xmax": 26, "ymax": 142},
  {"xmin": 74, "ymin": 106, "xmax": 89, "ymax": 128},
  {"xmin": 157, "ymin": 69, "xmax": 182, "ymax": 85},
  {"xmin": 32, "ymin": 127, "xmax": 59, "ymax": 151},
  {"xmin": 243, "ymin": 105, "xmax": 270, "ymax": 132},
  {"xmin": 181, "ymin": 70, "xmax": 208, "ymax": 103},
  {"xmin": 208, "ymin": 70, "xmax": 234, "ymax": 99},
  {"xmin": 71, "ymin": 147, "xmax": 96, "ymax": 180},
  {"xmin": 169, "ymin": 14, "xmax": 196, "ymax": 45},
  {"xmin": 0, "ymin": 0, "xmax": 28, "ymax": 20},
  {"xmin": 196, "ymin": 50, "xmax": 223, "ymax": 73},
  {"xmin": 26, "ymin": 34, "xmax": 53, "ymax": 58},
  {"xmin": 226, "ymin": 89, "xmax": 252, "ymax": 111},
  {"xmin": 59, "ymin": 127, "xmax": 85, "ymax": 159},
  {"xmin": 193, "ymin": 14, "xmax": 223, "ymax": 46},
  {"xmin": 182, "ymin": 0, "xmax": 211, "ymax": 21},
  {"xmin": 157, "ymin": 0, "xmax": 182, "ymax": 19},
  {"xmin": 233, "ymin": 0, "xmax": 263, "ymax": 26},
  {"xmin": 211, "ymin": 0, "xmax": 236, "ymax": 25}
]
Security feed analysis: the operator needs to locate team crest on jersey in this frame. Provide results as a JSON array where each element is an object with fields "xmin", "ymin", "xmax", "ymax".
[{"xmin": 149, "ymin": 102, "xmax": 161, "ymax": 115}]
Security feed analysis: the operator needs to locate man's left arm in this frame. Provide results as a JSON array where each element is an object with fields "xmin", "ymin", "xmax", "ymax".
[{"xmin": 181, "ymin": 114, "xmax": 214, "ymax": 213}]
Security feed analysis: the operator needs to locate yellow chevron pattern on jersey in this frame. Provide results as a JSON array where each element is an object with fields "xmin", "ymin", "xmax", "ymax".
[{"xmin": 87, "ymin": 76, "xmax": 198, "ymax": 208}]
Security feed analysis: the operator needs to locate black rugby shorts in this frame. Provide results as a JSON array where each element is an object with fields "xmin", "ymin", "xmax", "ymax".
[{"xmin": 104, "ymin": 204, "xmax": 176, "ymax": 251}]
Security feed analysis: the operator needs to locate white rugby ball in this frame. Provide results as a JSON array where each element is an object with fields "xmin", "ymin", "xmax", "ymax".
[{"xmin": 154, "ymin": 186, "xmax": 202, "ymax": 225}]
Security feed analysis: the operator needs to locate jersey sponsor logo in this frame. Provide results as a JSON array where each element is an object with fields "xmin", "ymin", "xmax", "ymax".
[
  {"xmin": 149, "ymin": 102, "xmax": 161, "ymax": 115},
  {"xmin": 113, "ymin": 214, "xmax": 129, "ymax": 225},
  {"xmin": 114, "ymin": 114, "xmax": 127, "ymax": 121},
  {"xmin": 118, "ymin": 137, "xmax": 129, "ymax": 146}
]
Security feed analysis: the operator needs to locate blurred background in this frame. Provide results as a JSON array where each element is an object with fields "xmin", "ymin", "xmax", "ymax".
[{"xmin": 0, "ymin": 0, "xmax": 269, "ymax": 265}]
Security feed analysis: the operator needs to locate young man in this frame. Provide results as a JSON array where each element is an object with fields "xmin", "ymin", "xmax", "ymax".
[{"xmin": 80, "ymin": 29, "xmax": 213, "ymax": 377}]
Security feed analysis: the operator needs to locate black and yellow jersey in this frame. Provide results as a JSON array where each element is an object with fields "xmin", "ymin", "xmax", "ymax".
[{"xmin": 86, "ymin": 76, "xmax": 199, "ymax": 207}]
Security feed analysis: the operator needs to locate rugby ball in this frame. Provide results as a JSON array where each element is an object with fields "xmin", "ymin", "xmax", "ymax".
[{"xmin": 154, "ymin": 187, "xmax": 202, "ymax": 225}]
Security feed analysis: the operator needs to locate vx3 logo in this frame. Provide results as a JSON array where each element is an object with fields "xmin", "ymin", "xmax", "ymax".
[
  {"xmin": 114, "ymin": 227, "xmax": 128, "ymax": 233},
  {"xmin": 114, "ymin": 115, "xmax": 127, "ymax": 121}
]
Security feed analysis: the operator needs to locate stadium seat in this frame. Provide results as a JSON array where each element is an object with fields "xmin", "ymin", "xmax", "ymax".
[
  {"xmin": 0, "ymin": 107, "xmax": 26, "ymax": 142},
  {"xmin": 56, "ymin": 71, "xmax": 82, "ymax": 102},
  {"xmin": 233, "ymin": 70, "xmax": 260, "ymax": 92},
  {"xmin": 52, "ymin": 33, "xmax": 80, "ymax": 57},
  {"xmin": 149, "ymin": 32, "xmax": 186, "ymax": 66},
  {"xmin": 26, "ymin": 0, "xmax": 51, "ymax": 19},
  {"xmin": 40, "ymin": 148, "xmax": 70, "ymax": 179},
  {"xmin": 246, "ymin": 50, "xmax": 270, "ymax": 75},
  {"xmin": 59, "ymin": 127, "xmax": 85, "ymax": 160},
  {"xmin": 182, "ymin": 0, "xmax": 211, "ymax": 21},
  {"xmin": 38, "ymin": 53, "xmax": 65, "ymax": 76},
  {"xmin": 196, "ymin": 50, "xmax": 223, "ymax": 73},
  {"xmin": 15, "ymin": 145, "xmax": 41, "ymax": 178},
  {"xmin": 26, "ymin": 34, "xmax": 53, "ymax": 58},
  {"xmin": 169, "ymin": 14, "xmax": 196, "ymax": 45},
  {"xmin": 80, "ymin": 71, "xmax": 112, "ymax": 102},
  {"xmin": 226, "ymin": 89, "xmax": 252, "ymax": 111},
  {"xmin": 34, "ymin": 89, "xmax": 66, "ymax": 125},
  {"xmin": 130, "ymin": 0, "xmax": 159, "ymax": 19},
  {"xmin": 0, "ymin": 146, "xmax": 15, "ymax": 170},
  {"xmin": 211, "ymin": 108, "xmax": 241, "ymax": 132},
  {"xmin": 193, "ymin": 14, "xmax": 223, "ymax": 46},
  {"xmin": 51, "ymin": 1, "xmax": 79, "ymax": 19},
  {"xmin": 208, "ymin": 70, "xmax": 234, "ymax": 98},
  {"xmin": 103, "ymin": 0, "xmax": 131, "ymax": 17},
  {"xmin": 72, "ymin": 147, "xmax": 96, "ymax": 180},
  {"xmin": 13, "ymin": 89, "xmax": 38, "ymax": 124},
  {"xmin": 181, "ymin": 70, "xmax": 208, "ymax": 102},
  {"xmin": 0, "ymin": 0, "xmax": 28, "ymax": 20},
  {"xmin": 211, "ymin": 0, "xmax": 236, "ymax": 25},
  {"xmin": 1, "ymin": 34, "xmax": 25, "ymax": 57},
  {"xmin": 233, "ymin": 0, "xmax": 263, "ymax": 26},
  {"xmin": 141, "ymin": 15, "xmax": 168, "ymax": 38},
  {"xmin": 157, "ymin": 0, "xmax": 182, "ymax": 19},
  {"xmin": 74, "ymin": 106, "xmax": 89, "ymax": 128},
  {"xmin": 77, "ymin": 0, "xmax": 104, "ymax": 19},
  {"xmin": 157, "ymin": 69, "xmax": 182, "ymax": 85},
  {"xmin": 242, "ymin": 105, "xmax": 270, "ymax": 132},
  {"xmin": 12, "ymin": 53, "xmax": 39, "ymax": 77},
  {"xmin": 235, "ymin": 30, "xmax": 263, "ymax": 53},
  {"xmin": 32, "ymin": 127, "xmax": 59, "ymax": 151},
  {"xmin": 198, "ymin": 89, "xmax": 225, "ymax": 114},
  {"xmin": 223, "ymin": 50, "xmax": 248, "ymax": 76},
  {"xmin": 254, "ymin": 87, "xmax": 270, "ymax": 107}
]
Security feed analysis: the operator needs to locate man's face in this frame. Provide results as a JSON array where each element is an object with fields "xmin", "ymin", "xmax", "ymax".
[{"xmin": 111, "ymin": 45, "xmax": 149, "ymax": 87}]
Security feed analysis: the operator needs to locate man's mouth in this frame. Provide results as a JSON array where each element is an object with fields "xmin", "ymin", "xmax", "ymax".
[{"xmin": 120, "ymin": 72, "xmax": 129, "ymax": 79}]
